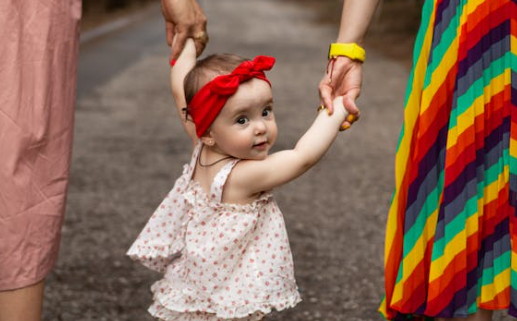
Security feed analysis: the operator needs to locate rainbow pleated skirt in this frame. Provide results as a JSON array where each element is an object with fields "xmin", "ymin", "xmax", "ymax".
[{"xmin": 380, "ymin": 0, "xmax": 517, "ymax": 319}]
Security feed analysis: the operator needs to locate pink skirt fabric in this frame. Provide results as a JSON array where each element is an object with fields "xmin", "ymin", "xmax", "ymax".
[{"xmin": 0, "ymin": 1, "xmax": 81, "ymax": 291}]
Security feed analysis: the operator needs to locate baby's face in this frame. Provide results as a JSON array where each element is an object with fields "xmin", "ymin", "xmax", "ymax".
[{"xmin": 209, "ymin": 78, "xmax": 277, "ymax": 160}]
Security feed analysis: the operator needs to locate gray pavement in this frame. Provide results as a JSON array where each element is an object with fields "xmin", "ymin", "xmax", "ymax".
[{"xmin": 43, "ymin": 1, "xmax": 408, "ymax": 320}]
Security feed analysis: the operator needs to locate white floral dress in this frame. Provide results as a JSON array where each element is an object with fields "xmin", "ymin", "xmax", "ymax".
[{"xmin": 127, "ymin": 143, "xmax": 301, "ymax": 321}]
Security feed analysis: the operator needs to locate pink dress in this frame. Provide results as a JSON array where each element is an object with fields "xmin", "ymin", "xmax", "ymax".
[
  {"xmin": 127, "ymin": 143, "xmax": 301, "ymax": 321},
  {"xmin": 0, "ymin": 1, "xmax": 81, "ymax": 290}
]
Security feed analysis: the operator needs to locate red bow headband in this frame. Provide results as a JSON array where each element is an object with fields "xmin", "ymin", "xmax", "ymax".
[{"xmin": 187, "ymin": 55, "xmax": 276, "ymax": 137}]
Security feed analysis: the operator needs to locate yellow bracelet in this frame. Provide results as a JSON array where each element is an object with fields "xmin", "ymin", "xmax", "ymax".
[{"xmin": 328, "ymin": 43, "xmax": 366, "ymax": 62}]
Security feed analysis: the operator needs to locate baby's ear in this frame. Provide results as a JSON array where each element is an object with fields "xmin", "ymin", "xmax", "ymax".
[{"xmin": 200, "ymin": 132, "xmax": 215, "ymax": 146}]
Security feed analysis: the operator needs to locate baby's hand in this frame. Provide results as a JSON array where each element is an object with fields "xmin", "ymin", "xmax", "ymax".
[{"xmin": 333, "ymin": 96, "xmax": 359, "ymax": 131}]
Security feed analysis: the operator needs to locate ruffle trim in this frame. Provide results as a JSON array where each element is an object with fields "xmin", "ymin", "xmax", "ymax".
[
  {"xmin": 127, "ymin": 241, "xmax": 184, "ymax": 272},
  {"xmin": 149, "ymin": 302, "xmax": 265, "ymax": 321},
  {"xmin": 150, "ymin": 279, "xmax": 301, "ymax": 319}
]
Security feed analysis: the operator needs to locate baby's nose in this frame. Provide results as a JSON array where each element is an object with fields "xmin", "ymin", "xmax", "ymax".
[{"xmin": 254, "ymin": 120, "xmax": 267, "ymax": 134}]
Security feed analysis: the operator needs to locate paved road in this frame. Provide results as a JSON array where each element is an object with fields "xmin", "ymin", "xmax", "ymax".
[{"xmin": 43, "ymin": 1, "xmax": 408, "ymax": 320}]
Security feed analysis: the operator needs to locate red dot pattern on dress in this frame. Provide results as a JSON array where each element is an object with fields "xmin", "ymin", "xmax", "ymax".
[{"xmin": 127, "ymin": 143, "xmax": 301, "ymax": 320}]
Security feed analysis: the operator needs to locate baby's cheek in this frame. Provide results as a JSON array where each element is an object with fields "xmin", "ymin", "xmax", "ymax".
[{"xmin": 269, "ymin": 124, "xmax": 278, "ymax": 144}]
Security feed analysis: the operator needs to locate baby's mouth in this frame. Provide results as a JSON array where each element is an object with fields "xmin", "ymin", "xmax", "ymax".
[{"xmin": 253, "ymin": 141, "xmax": 267, "ymax": 148}]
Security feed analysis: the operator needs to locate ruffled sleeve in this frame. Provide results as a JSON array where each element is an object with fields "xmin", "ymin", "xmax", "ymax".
[{"xmin": 126, "ymin": 166, "xmax": 191, "ymax": 272}]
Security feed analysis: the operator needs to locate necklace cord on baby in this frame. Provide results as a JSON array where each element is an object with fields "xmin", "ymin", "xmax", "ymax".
[{"xmin": 198, "ymin": 144, "xmax": 234, "ymax": 167}]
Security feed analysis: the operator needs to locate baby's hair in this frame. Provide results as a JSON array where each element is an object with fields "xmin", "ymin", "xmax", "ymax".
[{"xmin": 184, "ymin": 54, "xmax": 248, "ymax": 104}]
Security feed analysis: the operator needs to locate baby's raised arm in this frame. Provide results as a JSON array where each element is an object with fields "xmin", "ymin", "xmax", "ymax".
[
  {"xmin": 232, "ymin": 98, "xmax": 351, "ymax": 195},
  {"xmin": 170, "ymin": 38, "xmax": 198, "ymax": 144}
]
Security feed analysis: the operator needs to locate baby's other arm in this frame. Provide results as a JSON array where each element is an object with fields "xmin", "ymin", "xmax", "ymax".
[
  {"xmin": 233, "ymin": 97, "xmax": 351, "ymax": 196},
  {"xmin": 171, "ymin": 38, "xmax": 198, "ymax": 145}
]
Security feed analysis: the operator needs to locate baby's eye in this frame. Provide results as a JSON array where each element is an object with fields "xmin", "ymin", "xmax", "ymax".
[
  {"xmin": 236, "ymin": 116, "xmax": 249, "ymax": 125},
  {"xmin": 262, "ymin": 107, "xmax": 273, "ymax": 117}
]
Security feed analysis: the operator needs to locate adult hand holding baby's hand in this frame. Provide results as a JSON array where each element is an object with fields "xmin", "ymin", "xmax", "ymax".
[
  {"xmin": 319, "ymin": 56, "xmax": 362, "ymax": 130},
  {"xmin": 161, "ymin": 0, "xmax": 208, "ymax": 64}
]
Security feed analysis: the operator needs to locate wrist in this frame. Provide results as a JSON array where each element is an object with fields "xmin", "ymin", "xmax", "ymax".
[
  {"xmin": 328, "ymin": 43, "xmax": 366, "ymax": 62},
  {"xmin": 336, "ymin": 34, "xmax": 364, "ymax": 45}
]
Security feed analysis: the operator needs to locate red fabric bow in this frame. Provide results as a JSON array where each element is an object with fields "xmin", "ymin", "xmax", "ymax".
[{"xmin": 188, "ymin": 55, "xmax": 275, "ymax": 137}]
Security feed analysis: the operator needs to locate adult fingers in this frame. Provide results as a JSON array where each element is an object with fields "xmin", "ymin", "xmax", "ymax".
[
  {"xmin": 191, "ymin": 4, "xmax": 208, "ymax": 57},
  {"xmin": 193, "ymin": 39, "xmax": 208, "ymax": 57},
  {"xmin": 318, "ymin": 81, "xmax": 334, "ymax": 113},
  {"xmin": 192, "ymin": 31, "xmax": 209, "ymax": 57},
  {"xmin": 170, "ymin": 31, "xmax": 189, "ymax": 62},
  {"xmin": 339, "ymin": 93, "xmax": 361, "ymax": 130},
  {"xmin": 339, "ymin": 120, "xmax": 353, "ymax": 131},
  {"xmin": 165, "ymin": 21, "xmax": 175, "ymax": 47}
]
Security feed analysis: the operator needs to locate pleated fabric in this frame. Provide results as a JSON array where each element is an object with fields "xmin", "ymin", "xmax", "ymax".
[{"xmin": 380, "ymin": 0, "xmax": 517, "ymax": 319}]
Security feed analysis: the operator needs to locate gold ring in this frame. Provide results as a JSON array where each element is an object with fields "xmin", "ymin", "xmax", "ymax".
[
  {"xmin": 317, "ymin": 105, "xmax": 326, "ymax": 112},
  {"xmin": 192, "ymin": 31, "xmax": 209, "ymax": 43}
]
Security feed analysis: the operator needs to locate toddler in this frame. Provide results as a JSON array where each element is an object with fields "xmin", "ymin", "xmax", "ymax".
[{"xmin": 127, "ymin": 39, "xmax": 356, "ymax": 321}]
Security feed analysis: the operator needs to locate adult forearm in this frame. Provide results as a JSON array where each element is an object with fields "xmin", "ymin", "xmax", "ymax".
[{"xmin": 337, "ymin": 0, "xmax": 381, "ymax": 44}]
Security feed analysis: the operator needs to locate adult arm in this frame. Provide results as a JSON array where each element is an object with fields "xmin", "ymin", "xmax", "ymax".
[
  {"xmin": 336, "ymin": 0, "xmax": 380, "ymax": 45},
  {"xmin": 161, "ymin": 0, "xmax": 208, "ymax": 62},
  {"xmin": 319, "ymin": 0, "xmax": 380, "ymax": 120}
]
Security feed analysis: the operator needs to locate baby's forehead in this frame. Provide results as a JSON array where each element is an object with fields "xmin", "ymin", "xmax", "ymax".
[{"xmin": 228, "ymin": 79, "xmax": 272, "ymax": 102}]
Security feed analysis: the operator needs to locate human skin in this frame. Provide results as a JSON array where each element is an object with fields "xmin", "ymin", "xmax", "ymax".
[
  {"xmin": 161, "ymin": 0, "xmax": 208, "ymax": 61},
  {"xmin": 0, "ymin": 281, "xmax": 44, "ymax": 321},
  {"xmin": 318, "ymin": 0, "xmax": 380, "ymax": 128},
  {"xmin": 172, "ymin": 40, "xmax": 350, "ymax": 206}
]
